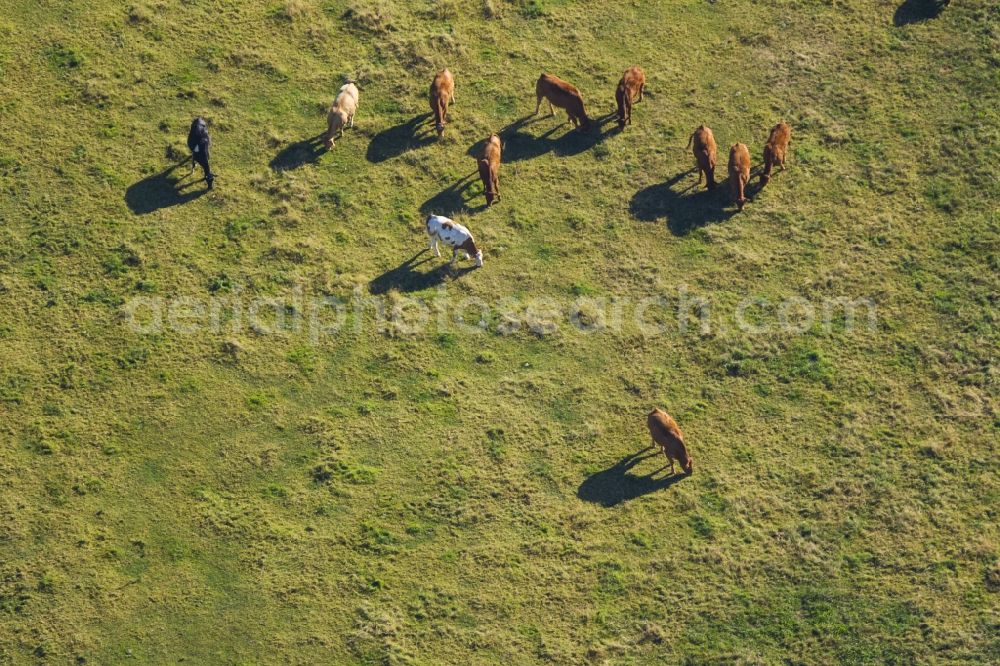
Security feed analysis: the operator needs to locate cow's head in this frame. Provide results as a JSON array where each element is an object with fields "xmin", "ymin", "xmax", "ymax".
[
  {"xmin": 474, "ymin": 249, "xmax": 483, "ymax": 267},
  {"xmin": 436, "ymin": 122, "xmax": 446, "ymax": 137},
  {"xmin": 682, "ymin": 455, "xmax": 694, "ymax": 475}
]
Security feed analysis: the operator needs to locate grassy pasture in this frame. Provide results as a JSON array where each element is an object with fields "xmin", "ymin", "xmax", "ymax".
[{"xmin": 0, "ymin": 0, "xmax": 998, "ymax": 663}]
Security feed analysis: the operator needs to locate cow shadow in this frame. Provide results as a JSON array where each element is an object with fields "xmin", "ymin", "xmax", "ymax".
[
  {"xmin": 269, "ymin": 134, "xmax": 327, "ymax": 171},
  {"xmin": 497, "ymin": 113, "xmax": 617, "ymax": 163},
  {"xmin": 893, "ymin": 0, "xmax": 949, "ymax": 26},
  {"xmin": 125, "ymin": 162, "xmax": 208, "ymax": 215},
  {"xmin": 630, "ymin": 170, "xmax": 741, "ymax": 235},
  {"xmin": 366, "ymin": 113, "xmax": 436, "ymax": 163},
  {"xmin": 419, "ymin": 172, "xmax": 484, "ymax": 217},
  {"xmin": 552, "ymin": 112, "xmax": 619, "ymax": 157},
  {"xmin": 577, "ymin": 448, "xmax": 687, "ymax": 508},
  {"xmin": 369, "ymin": 250, "xmax": 477, "ymax": 295}
]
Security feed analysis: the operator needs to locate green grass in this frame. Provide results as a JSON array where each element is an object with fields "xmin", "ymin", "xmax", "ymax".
[{"xmin": 1, "ymin": 0, "xmax": 999, "ymax": 663}]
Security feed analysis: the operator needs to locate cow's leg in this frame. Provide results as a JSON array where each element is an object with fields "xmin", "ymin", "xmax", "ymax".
[
  {"xmin": 451, "ymin": 247, "xmax": 459, "ymax": 264},
  {"xmin": 534, "ymin": 95, "xmax": 542, "ymax": 116},
  {"xmin": 637, "ymin": 84, "xmax": 644, "ymax": 102},
  {"xmin": 348, "ymin": 112, "xmax": 355, "ymax": 129},
  {"xmin": 549, "ymin": 101, "xmax": 555, "ymax": 117},
  {"xmin": 430, "ymin": 237, "xmax": 440, "ymax": 257},
  {"xmin": 697, "ymin": 167, "xmax": 703, "ymax": 185},
  {"xmin": 193, "ymin": 152, "xmax": 209, "ymax": 179}
]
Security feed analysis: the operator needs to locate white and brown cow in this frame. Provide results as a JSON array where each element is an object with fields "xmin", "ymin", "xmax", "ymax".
[{"xmin": 426, "ymin": 214, "xmax": 483, "ymax": 267}]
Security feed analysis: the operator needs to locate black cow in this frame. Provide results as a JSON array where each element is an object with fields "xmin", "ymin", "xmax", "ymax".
[{"xmin": 187, "ymin": 117, "xmax": 214, "ymax": 189}]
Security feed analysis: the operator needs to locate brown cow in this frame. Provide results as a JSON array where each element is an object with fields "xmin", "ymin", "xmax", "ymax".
[
  {"xmin": 534, "ymin": 73, "xmax": 590, "ymax": 130},
  {"xmin": 761, "ymin": 121, "xmax": 791, "ymax": 186},
  {"xmin": 430, "ymin": 68, "xmax": 455, "ymax": 137},
  {"xmin": 615, "ymin": 65, "xmax": 646, "ymax": 130},
  {"xmin": 647, "ymin": 408, "xmax": 693, "ymax": 475},
  {"xmin": 477, "ymin": 134, "xmax": 502, "ymax": 206},
  {"xmin": 686, "ymin": 124, "xmax": 717, "ymax": 190},
  {"xmin": 728, "ymin": 142, "xmax": 751, "ymax": 210}
]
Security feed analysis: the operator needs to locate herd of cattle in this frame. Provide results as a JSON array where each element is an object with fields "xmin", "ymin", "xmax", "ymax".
[
  {"xmin": 187, "ymin": 66, "xmax": 792, "ymax": 270},
  {"xmin": 177, "ymin": 65, "xmax": 795, "ymax": 472}
]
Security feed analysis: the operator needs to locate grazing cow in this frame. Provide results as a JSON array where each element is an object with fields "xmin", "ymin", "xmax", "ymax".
[
  {"xmin": 615, "ymin": 65, "xmax": 646, "ymax": 130},
  {"xmin": 728, "ymin": 142, "xmax": 751, "ymax": 210},
  {"xmin": 187, "ymin": 117, "xmax": 214, "ymax": 189},
  {"xmin": 477, "ymin": 134, "xmax": 502, "ymax": 206},
  {"xmin": 325, "ymin": 82, "xmax": 359, "ymax": 149},
  {"xmin": 426, "ymin": 214, "xmax": 483, "ymax": 267},
  {"xmin": 647, "ymin": 408, "xmax": 693, "ymax": 475},
  {"xmin": 534, "ymin": 73, "xmax": 591, "ymax": 130},
  {"xmin": 686, "ymin": 124, "xmax": 717, "ymax": 190},
  {"xmin": 430, "ymin": 68, "xmax": 455, "ymax": 137},
  {"xmin": 761, "ymin": 121, "xmax": 791, "ymax": 186}
]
